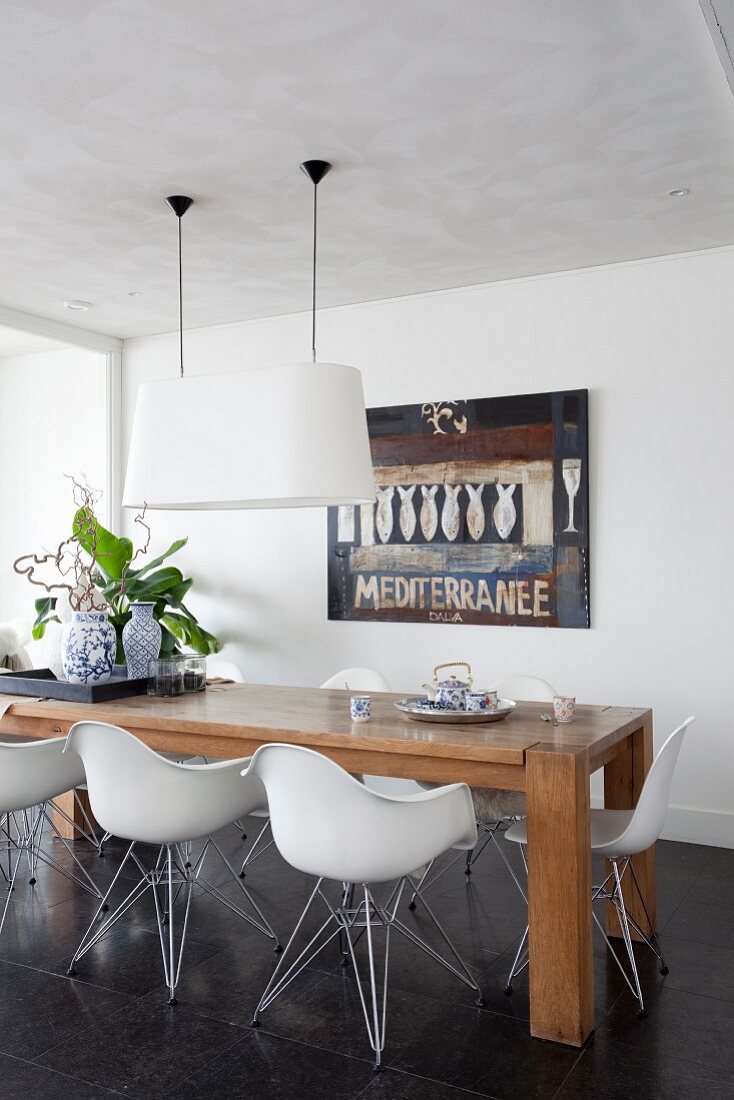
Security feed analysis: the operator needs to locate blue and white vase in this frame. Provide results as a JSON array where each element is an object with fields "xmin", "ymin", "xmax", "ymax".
[
  {"xmin": 122, "ymin": 602, "xmax": 162, "ymax": 680},
  {"xmin": 62, "ymin": 611, "xmax": 116, "ymax": 685}
]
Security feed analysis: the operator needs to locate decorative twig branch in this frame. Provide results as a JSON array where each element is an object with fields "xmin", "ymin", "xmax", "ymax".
[
  {"xmin": 12, "ymin": 476, "xmax": 136, "ymax": 612},
  {"xmin": 120, "ymin": 504, "xmax": 150, "ymax": 597}
]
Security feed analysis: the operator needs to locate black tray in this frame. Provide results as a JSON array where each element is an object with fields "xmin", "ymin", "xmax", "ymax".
[{"xmin": 0, "ymin": 666, "xmax": 148, "ymax": 704}]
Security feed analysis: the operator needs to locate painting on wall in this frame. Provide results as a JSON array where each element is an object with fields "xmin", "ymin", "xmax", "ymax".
[{"xmin": 327, "ymin": 389, "xmax": 589, "ymax": 628}]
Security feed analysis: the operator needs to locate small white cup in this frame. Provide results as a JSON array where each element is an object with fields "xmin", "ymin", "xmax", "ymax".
[
  {"xmin": 350, "ymin": 695, "xmax": 372, "ymax": 723},
  {"xmin": 465, "ymin": 692, "xmax": 487, "ymax": 712}
]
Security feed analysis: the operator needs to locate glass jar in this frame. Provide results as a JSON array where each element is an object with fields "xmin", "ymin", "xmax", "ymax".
[
  {"xmin": 181, "ymin": 655, "xmax": 207, "ymax": 693},
  {"xmin": 147, "ymin": 658, "xmax": 185, "ymax": 697}
]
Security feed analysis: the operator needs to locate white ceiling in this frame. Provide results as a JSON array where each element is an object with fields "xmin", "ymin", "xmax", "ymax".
[
  {"xmin": 0, "ymin": 326, "xmax": 67, "ymax": 360},
  {"xmin": 1, "ymin": 0, "xmax": 734, "ymax": 340}
]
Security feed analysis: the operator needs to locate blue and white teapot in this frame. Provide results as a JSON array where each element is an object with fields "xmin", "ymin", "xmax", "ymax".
[{"xmin": 425, "ymin": 662, "xmax": 474, "ymax": 711}]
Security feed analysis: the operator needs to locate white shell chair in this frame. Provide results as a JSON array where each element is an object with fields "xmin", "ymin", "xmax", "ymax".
[
  {"xmin": 64, "ymin": 721, "xmax": 279, "ymax": 1004},
  {"xmin": 0, "ymin": 738, "xmax": 102, "ymax": 936},
  {"xmin": 412, "ymin": 675, "xmax": 557, "ymax": 904},
  {"xmin": 94, "ymin": 657, "xmax": 250, "ymax": 857},
  {"xmin": 237, "ymin": 666, "xmax": 419, "ymax": 880},
  {"xmin": 504, "ymin": 716, "xmax": 695, "ymax": 1017},
  {"xmin": 246, "ymin": 744, "xmax": 485, "ymax": 1069}
]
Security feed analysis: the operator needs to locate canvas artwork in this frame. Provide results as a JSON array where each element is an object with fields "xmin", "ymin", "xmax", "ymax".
[{"xmin": 327, "ymin": 389, "xmax": 589, "ymax": 628}]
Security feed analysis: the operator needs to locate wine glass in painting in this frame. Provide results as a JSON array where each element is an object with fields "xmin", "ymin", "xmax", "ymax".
[{"xmin": 562, "ymin": 459, "xmax": 582, "ymax": 533}]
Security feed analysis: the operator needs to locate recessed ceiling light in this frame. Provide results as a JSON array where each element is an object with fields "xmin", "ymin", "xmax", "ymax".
[
  {"xmin": 128, "ymin": 291, "xmax": 142, "ymax": 297},
  {"xmin": 63, "ymin": 299, "xmax": 92, "ymax": 311},
  {"xmin": 667, "ymin": 188, "xmax": 690, "ymax": 197}
]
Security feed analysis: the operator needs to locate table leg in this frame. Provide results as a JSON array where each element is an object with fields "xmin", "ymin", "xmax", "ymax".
[
  {"xmin": 526, "ymin": 743, "xmax": 594, "ymax": 1046},
  {"xmin": 603, "ymin": 716, "xmax": 656, "ymax": 940},
  {"xmin": 50, "ymin": 789, "xmax": 98, "ymax": 841}
]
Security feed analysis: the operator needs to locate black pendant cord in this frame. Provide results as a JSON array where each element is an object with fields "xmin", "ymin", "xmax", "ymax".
[
  {"xmin": 311, "ymin": 182, "xmax": 318, "ymax": 363},
  {"xmin": 164, "ymin": 195, "xmax": 194, "ymax": 380},
  {"xmin": 177, "ymin": 215, "xmax": 184, "ymax": 378},
  {"xmin": 299, "ymin": 160, "xmax": 331, "ymax": 364}
]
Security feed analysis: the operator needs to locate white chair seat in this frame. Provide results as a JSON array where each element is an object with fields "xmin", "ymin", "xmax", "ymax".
[
  {"xmin": 0, "ymin": 738, "xmax": 103, "ymax": 932},
  {"xmin": 64, "ymin": 721, "xmax": 278, "ymax": 1004},
  {"xmin": 0, "ymin": 738, "xmax": 86, "ymax": 814},
  {"xmin": 506, "ymin": 807, "xmax": 635, "ymax": 854},
  {"xmin": 504, "ymin": 717, "xmax": 695, "ymax": 1017},
  {"xmin": 250, "ymin": 744, "xmax": 476, "ymax": 884},
  {"xmin": 248, "ymin": 743, "xmax": 485, "ymax": 1068},
  {"xmin": 66, "ymin": 723, "xmax": 267, "ymax": 845}
]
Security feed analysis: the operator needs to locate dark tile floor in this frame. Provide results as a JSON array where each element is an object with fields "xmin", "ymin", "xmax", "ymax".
[{"xmin": 1, "ymin": 822, "xmax": 733, "ymax": 1099}]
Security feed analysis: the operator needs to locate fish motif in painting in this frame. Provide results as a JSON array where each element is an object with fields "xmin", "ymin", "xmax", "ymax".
[
  {"xmin": 397, "ymin": 485, "xmax": 417, "ymax": 541},
  {"xmin": 465, "ymin": 483, "xmax": 485, "ymax": 541},
  {"xmin": 441, "ymin": 485, "xmax": 462, "ymax": 541},
  {"xmin": 493, "ymin": 484, "xmax": 517, "ymax": 540},
  {"xmin": 375, "ymin": 486, "xmax": 395, "ymax": 544},
  {"xmin": 420, "ymin": 485, "xmax": 439, "ymax": 541}
]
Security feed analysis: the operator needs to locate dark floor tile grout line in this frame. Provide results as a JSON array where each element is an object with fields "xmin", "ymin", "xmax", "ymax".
[
  {"xmin": 0, "ymin": 945, "xmax": 152, "ymax": 1001},
  {"xmin": 158, "ymin": 1028, "xmax": 264, "ymax": 1098},
  {"xmin": 26, "ymin": 982, "xmax": 251, "ymax": 1065},
  {"xmin": 255, "ymin": 1021, "xmax": 376, "ymax": 1070},
  {"xmin": 0, "ymin": 1048, "xmax": 130, "ymax": 1097},
  {"xmin": 0, "ymin": 950, "xmax": 139, "ymax": 1005},
  {"xmin": 548, "ymin": 1042, "xmax": 591, "ymax": 1099},
  {"xmin": 352, "ymin": 1064, "xmax": 498, "ymax": 1099}
]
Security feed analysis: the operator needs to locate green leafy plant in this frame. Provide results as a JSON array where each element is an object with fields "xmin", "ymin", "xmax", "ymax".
[{"xmin": 19, "ymin": 482, "xmax": 218, "ymax": 663}]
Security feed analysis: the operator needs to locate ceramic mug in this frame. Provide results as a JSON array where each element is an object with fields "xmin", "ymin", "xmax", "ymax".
[
  {"xmin": 465, "ymin": 692, "xmax": 487, "ymax": 712},
  {"xmin": 485, "ymin": 690, "xmax": 499, "ymax": 709},
  {"xmin": 350, "ymin": 695, "xmax": 372, "ymax": 723},
  {"xmin": 553, "ymin": 695, "xmax": 576, "ymax": 723}
]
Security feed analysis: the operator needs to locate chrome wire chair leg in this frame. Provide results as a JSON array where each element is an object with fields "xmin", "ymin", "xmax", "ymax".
[
  {"xmin": 151, "ymin": 844, "xmax": 195, "ymax": 1005},
  {"xmin": 504, "ymin": 925, "xmax": 529, "ymax": 994},
  {"xmin": 464, "ymin": 820, "xmax": 501, "ymax": 875},
  {"xmin": 591, "ymin": 858, "xmax": 648, "ymax": 1017},
  {"xmin": 253, "ymin": 878, "xmax": 340, "ymax": 1023},
  {"xmin": 408, "ymin": 853, "xmax": 461, "ymax": 908},
  {"xmin": 503, "ymin": 843, "xmax": 529, "ymax": 995},
  {"xmin": 0, "ymin": 812, "xmax": 12, "ymax": 885},
  {"xmin": 411, "ymin": 819, "xmax": 528, "ymax": 906},
  {"xmin": 0, "ymin": 803, "xmax": 102, "ymax": 940},
  {"xmin": 44, "ymin": 796, "xmax": 100, "ymax": 852},
  {"xmin": 254, "ymin": 877, "xmax": 484, "ymax": 1069},
  {"xmin": 394, "ymin": 885, "xmax": 485, "ymax": 1005},
  {"xmin": 68, "ymin": 841, "xmax": 143, "ymax": 974},
  {"xmin": 628, "ymin": 861, "xmax": 668, "ymax": 974},
  {"xmin": 0, "ymin": 820, "xmax": 24, "ymax": 936},
  {"xmin": 22, "ymin": 809, "xmax": 36, "ymax": 877},
  {"xmin": 0, "ymin": 815, "xmax": 9, "ymax": 887},
  {"xmin": 338, "ymin": 881, "xmax": 355, "ymax": 966},
  {"xmin": 611, "ymin": 858, "xmax": 646, "ymax": 1017},
  {"xmin": 203, "ymin": 834, "xmax": 279, "ymax": 947},
  {"xmin": 36, "ymin": 805, "xmax": 102, "ymax": 899},
  {"xmin": 345, "ymin": 885, "xmax": 389, "ymax": 1070},
  {"xmin": 238, "ymin": 819, "xmax": 274, "ymax": 878},
  {"xmin": 488, "ymin": 825, "xmax": 528, "ymax": 903}
]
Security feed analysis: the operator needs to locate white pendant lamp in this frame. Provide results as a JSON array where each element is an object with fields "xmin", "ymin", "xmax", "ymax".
[{"xmin": 123, "ymin": 165, "xmax": 375, "ymax": 510}]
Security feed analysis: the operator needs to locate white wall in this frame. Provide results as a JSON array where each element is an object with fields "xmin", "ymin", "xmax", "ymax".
[
  {"xmin": 122, "ymin": 247, "xmax": 734, "ymax": 848},
  {"xmin": 0, "ymin": 346, "xmax": 107, "ymax": 622}
]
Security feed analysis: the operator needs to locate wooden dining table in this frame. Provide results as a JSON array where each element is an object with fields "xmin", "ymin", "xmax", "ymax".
[{"xmin": 0, "ymin": 683, "xmax": 654, "ymax": 1049}]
